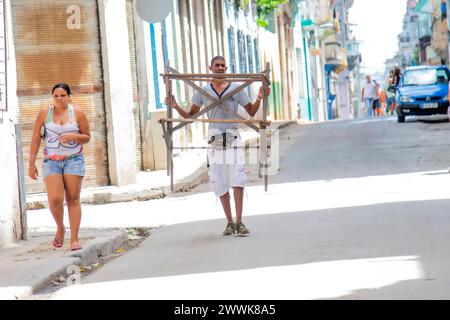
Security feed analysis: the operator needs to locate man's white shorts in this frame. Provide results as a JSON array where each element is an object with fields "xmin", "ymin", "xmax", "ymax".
[{"xmin": 207, "ymin": 138, "xmax": 246, "ymax": 197}]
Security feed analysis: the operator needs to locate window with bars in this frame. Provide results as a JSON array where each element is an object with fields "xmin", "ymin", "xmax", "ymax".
[
  {"xmin": 227, "ymin": 26, "xmax": 236, "ymax": 73},
  {"xmin": 246, "ymin": 35, "xmax": 254, "ymax": 73},
  {"xmin": 0, "ymin": 0, "xmax": 6, "ymax": 111},
  {"xmin": 237, "ymin": 30, "xmax": 247, "ymax": 73},
  {"xmin": 254, "ymin": 38, "xmax": 260, "ymax": 72}
]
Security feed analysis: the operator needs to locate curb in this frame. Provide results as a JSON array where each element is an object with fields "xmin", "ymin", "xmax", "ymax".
[
  {"xmin": 66, "ymin": 229, "xmax": 129, "ymax": 266},
  {"xmin": 2, "ymin": 229, "xmax": 129, "ymax": 300},
  {"xmin": 170, "ymin": 166, "xmax": 209, "ymax": 193},
  {"xmin": 27, "ymin": 188, "xmax": 165, "ymax": 210}
]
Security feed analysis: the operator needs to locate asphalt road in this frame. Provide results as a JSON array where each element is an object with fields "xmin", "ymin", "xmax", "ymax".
[{"xmin": 42, "ymin": 115, "xmax": 450, "ymax": 300}]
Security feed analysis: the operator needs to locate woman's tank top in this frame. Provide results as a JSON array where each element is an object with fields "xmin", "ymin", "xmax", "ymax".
[{"xmin": 43, "ymin": 104, "xmax": 83, "ymax": 160}]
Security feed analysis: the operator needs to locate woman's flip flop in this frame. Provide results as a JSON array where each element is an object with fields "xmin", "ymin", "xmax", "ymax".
[
  {"xmin": 52, "ymin": 229, "xmax": 65, "ymax": 249},
  {"xmin": 52, "ymin": 237, "xmax": 64, "ymax": 248}
]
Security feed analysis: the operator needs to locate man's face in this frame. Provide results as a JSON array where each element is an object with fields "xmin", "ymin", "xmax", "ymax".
[
  {"xmin": 209, "ymin": 59, "xmax": 227, "ymax": 74},
  {"xmin": 366, "ymin": 76, "xmax": 371, "ymax": 83}
]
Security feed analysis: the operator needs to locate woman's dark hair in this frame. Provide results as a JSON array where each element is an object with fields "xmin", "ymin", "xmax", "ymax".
[
  {"xmin": 392, "ymin": 67, "xmax": 401, "ymax": 86},
  {"xmin": 52, "ymin": 83, "xmax": 71, "ymax": 95},
  {"xmin": 393, "ymin": 67, "xmax": 401, "ymax": 77}
]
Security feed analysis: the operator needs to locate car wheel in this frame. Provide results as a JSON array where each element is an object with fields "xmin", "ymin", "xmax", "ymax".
[{"xmin": 397, "ymin": 115, "xmax": 405, "ymax": 123}]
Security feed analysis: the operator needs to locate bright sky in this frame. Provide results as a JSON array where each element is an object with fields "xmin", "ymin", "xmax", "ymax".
[{"xmin": 349, "ymin": 0, "xmax": 407, "ymax": 73}]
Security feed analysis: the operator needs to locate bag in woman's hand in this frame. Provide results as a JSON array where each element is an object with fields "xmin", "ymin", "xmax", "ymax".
[{"xmin": 40, "ymin": 124, "xmax": 47, "ymax": 139}]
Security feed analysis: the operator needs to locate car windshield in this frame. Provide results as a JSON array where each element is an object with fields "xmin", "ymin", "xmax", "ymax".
[{"xmin": 403, "ymin": 69, "xmax": 448, "ymax": 86}]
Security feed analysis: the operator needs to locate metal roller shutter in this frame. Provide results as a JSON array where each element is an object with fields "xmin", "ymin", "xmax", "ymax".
[{"xmin": 11, "ymin": 0, "xmax": 109, "ymax": 193}]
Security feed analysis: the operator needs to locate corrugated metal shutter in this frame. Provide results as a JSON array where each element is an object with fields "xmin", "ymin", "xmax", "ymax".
[
  {"xmin": 126, "ymin": 0, "xmax": 142, "ymax": 171},
  {"xmin": 11, "ymin": 0, "xmax": 109, "ymax": 193}
]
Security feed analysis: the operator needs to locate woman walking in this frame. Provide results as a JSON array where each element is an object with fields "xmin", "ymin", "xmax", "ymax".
[{"xmin": 28, "ymin": 83, "xmax": 90, "ymax": 251}]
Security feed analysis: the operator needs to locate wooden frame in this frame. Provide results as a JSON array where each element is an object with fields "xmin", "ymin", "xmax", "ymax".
[{"xmin": 159, "ymin": 62, "xmax": 271, "ymax": 192}]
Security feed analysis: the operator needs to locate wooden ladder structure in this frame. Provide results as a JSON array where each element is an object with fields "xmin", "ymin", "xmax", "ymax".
[{"xmin": 159, "ymin": 62, "xmax": 272, "ymax": 192}]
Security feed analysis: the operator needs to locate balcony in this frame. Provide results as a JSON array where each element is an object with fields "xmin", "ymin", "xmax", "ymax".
[
  {"xmin": 324, "ymin": 41, "xmax": 343, "ymax": 65},
  {"xmin": 346, "ymin": 39, "xmax": 359, "ymax": 57},
  {"xmin": 299, "ymin": 0, "xmax": 317, "ymax": 25},
  {"xmin": 346, "ymin": 39, "xmax": 361, "ymax": 70},
  {"xmin": 346, "ymin": 54, "xmax": 361, "ymax": 71}
]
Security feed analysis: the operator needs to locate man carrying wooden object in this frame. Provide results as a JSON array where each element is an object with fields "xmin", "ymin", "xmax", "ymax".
[{"xmin": 165, "ymin": 56, "xmax": 270, "ymax": 236}]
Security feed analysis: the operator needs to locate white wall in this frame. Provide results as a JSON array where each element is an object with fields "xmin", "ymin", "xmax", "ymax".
[
  {"xmin": 0, "ymin": 119, "xmax": 20, "ymax": 247},
  {"xmin": 0, "ymin": 0, "xmax": 23, "ymax": 247},
  {"xmin": 98, "ymin": 0, "xmax": 137, "ymax": 185}
]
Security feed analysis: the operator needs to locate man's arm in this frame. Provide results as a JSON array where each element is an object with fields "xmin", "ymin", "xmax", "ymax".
[
  {"xmin": 361, "ymin": 87, "xmax": 365, "ymax": 100},
  {"xmin": 165, "ymin": 95, "xmax": 200, "ymax": 118},
  {"xmin": 244, "ymin": 87, "xmax": 270, "ymax": 117},
  {"xmin": 244, "ymin": 98, "xmax": 262, "ymax": 117}
]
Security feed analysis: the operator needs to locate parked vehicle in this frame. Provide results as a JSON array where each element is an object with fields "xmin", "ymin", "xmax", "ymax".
[{"xmin": 395, "ymin": 65, "xmax": 450, "ymax": 123}]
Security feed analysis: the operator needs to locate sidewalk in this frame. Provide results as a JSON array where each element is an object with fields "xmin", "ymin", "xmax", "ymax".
[
  {"xmin": 0, "ymin": 228, "xmax": 129, "ymax": 299},
  {"xmin": 1, "ymin": 120, "xmax": 294, "ymax": 300}
]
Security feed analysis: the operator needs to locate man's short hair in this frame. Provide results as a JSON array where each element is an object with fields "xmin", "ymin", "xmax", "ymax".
[{"xmin": 210, "ymin": 55, "xmax": 226, "ymax": 66}]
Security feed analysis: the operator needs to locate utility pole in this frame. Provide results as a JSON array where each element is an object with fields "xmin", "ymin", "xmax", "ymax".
[
  {"xmin": 316, "ymin": 27, "xmax": 327, "ymax": 121},
  {"xmin": 442, "ymin": 0, "xmax": 449, "ymax": 65}
]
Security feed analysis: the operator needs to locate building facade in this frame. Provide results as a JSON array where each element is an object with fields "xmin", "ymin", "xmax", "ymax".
[
  {"xmin": 0, "ymin": 0, "xmax": 25, "ymax": 247},
  {"xmin": 1, "ymin": 0, "xmax": 363, "ymax": 245}
]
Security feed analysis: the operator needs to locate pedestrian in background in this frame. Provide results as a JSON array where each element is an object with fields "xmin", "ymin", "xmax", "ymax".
[
  {"xmin": 376, "ymin": 80, "xmax": 387, "ymax": 116},
  {"xmin": 390, "ymin": 67, "xmax": 401, "ymax": 115},
  {"xmin": 385, "ymin": 71, "xmax": 395, "ymax": 115},
  {"xmin": 361, "ymin": 75, "xmax": 377, "ymax": 117},
  {"xmin": 165, "ymin": 56, "xmax": 270, "ymax": 236},
  {"xmin": 372, "ymin": 80, "xmax": 381, "ymax": 116},
  {"xmin": 392, "ymin": 67, "xmax": 401, "ymax": 87},
  {"xmin": 28, "ymin": 83, "xmax": 90, "ymax": 251}
]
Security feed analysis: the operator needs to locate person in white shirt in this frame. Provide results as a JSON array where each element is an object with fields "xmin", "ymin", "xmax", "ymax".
[
  {"xmin": 165, "ymin": 56, "xmax": 270, "ymax": 236},
  {"xmin": 361, "ymin": 75, "xmax": 378, "ymax": 117}
]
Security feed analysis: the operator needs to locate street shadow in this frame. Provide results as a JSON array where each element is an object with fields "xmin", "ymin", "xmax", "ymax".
[
  {"xmin": 408, "ymin": 115, "xmax": 449, "ymax": 123},
  {"xmin": 334, "ymin": 277, "xmax": 441, "ymax": 300},
  {"xmin": 81, "ymin": 197, "xmax": 450, "ymax": 299},
  {"xmin": 422, "ymin": 171, "xmax": 449, "ymax": 176}
]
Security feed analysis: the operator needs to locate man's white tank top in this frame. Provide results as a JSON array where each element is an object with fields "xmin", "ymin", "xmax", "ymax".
[{"xmin": 43, "ymin": 104, "xmax": 83, "ymax": 160}]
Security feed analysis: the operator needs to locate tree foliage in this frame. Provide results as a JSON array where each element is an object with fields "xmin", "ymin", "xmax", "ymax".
[{"xmin": 256, "ymin": 0, "xmax": 287, "ymax": 27}]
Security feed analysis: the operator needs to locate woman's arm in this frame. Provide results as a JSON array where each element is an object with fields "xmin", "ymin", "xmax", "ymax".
[
  {"xmin": 60, "ymin": 106, "xmax": 90, "ymax": 145},
  {"xmin": 28, "ymin": 108, "xmax": 47, "ymax": 180}
]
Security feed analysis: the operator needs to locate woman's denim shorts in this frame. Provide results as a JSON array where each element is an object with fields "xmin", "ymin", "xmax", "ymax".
[{"xmin": 43, "ymin": 154, "xmax": 85, "ymax": 178}]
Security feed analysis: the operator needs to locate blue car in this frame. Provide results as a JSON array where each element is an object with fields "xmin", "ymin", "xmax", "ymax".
[{"xmin": 395, "ymin": 65, "xmax": 449, "ymax": 123}]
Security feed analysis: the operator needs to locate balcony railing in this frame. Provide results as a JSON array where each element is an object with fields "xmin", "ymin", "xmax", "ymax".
[
  {"xmin": 346, "ymin": 40, "xmax": 359, "ymax": 57},
  {"xmin": 299, "ymin": 0, "xmax": 317, "ymax": 23}
]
